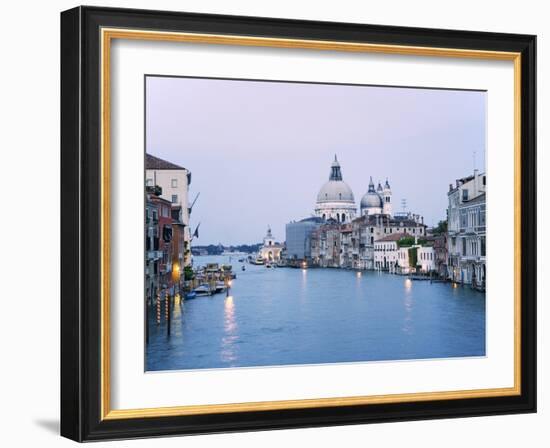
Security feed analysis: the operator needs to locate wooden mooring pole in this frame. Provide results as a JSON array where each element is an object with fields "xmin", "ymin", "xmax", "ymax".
[{"xmin": 166, "ymin": 294, "xmax": 171, "ymax": 337}]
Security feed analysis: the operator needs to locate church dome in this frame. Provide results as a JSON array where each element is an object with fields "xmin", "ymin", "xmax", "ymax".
[
  {"xmin": 360, "ymin": 177, "xmax": 383, "ymax": 209},
  {"xmin": 360, "ymin": 192, "xmax": 383, "ymax": 208},
  {"xmin": 316, "ymin": 155, "xmax": 355, "ymax": 203},
  {"xmin": 317, "ymin": 180, "xmax": 355, "ymax": 203}
]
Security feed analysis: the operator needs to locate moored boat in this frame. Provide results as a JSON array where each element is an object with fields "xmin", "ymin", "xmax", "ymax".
[
  {"xmin": 193, "ymin": 284, "xmax": 212, "ymax": 296},
  {"xmin": 215, "ymin": 281, "xmax": 227, "ymax": 293}
]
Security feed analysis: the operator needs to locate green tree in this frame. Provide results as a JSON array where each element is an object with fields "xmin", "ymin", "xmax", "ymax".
[
  {"xmin": 433, "ymin": 220, "xmax": 448, "ymax": 235},
  {"xmin": 408, "ymin": 247, "xmax": 418, "ymax": 267},
  {"xmin": 397, "ymin": 236, "xmax": 416, "ymax": 247}
]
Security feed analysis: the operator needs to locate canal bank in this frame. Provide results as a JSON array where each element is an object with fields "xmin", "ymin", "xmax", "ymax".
[{"xmin": 146, "ymin": 255, "xmax": 485, "ymax": 371}]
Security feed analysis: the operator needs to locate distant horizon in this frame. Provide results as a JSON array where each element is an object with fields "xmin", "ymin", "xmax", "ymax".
[{"xmin": 146, "ymin": 76, "xmax": 486, "ymax": 246}]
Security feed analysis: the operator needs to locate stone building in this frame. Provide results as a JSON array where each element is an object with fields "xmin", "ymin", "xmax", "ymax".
[
  {"xmin": 432, "ymin": 233, "xmax": 448, "ymax": 278},
  {"xmin": 447, "ymin": 170, "xmax": 486, "ymax": 289},
  {"xmin": 145, "ymin": 153, "xmax": 192, "ymax": 266},
  {"xmin": 258, "ymin": 226, "xmax": 284, "ymax": 262}
]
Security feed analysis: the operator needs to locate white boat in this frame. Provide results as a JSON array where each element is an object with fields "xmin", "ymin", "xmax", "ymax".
[
  {"xmin": 214, "ymin": 281, "xmax": 227, "ymax": 293},
  {"xmin": 193, "ymin": 284, "xmax": 212, "ymax": 296}
]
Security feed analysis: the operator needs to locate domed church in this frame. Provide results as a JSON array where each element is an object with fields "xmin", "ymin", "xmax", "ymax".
[
  {"xmin": 360, "ymin": 177, "xmax": 392, "ymax": 216},
  {"xmin": 314, "ymin": 156, "xmax": 357, "ymax": 223}
]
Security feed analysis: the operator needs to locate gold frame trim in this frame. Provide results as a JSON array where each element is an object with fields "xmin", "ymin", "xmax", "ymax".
[{"xmin": 100, "ymin": 28, "xmax": 522, "ymax": 420}]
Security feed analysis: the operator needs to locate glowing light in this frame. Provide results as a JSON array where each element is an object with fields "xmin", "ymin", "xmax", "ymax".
[
  {"xmin": 227, "ymin": 280, "xmax": 233, "ymax": 287},
  {"xmin": 356, "ymin": 271, "xmax": 362, "ymax": 278},
  {"xmin": 404, "ymin": 278, "xmax": 412, "ymax": 290},
  {"xmin": 452, "ymin": 282, "xmax": 458, "ymax": 289}
]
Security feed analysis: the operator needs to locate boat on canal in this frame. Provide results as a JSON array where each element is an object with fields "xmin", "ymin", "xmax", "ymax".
[
  {"xmin": 193, "ymin": 284, "xmax": 212, "ymax": 296},
  {"xmin": 214, "ymin": 281, "xmax": 227, "ymax": 293},
  {"xmin": 184, "ymin": 291, "xmax": 197, "ymax": 300}
]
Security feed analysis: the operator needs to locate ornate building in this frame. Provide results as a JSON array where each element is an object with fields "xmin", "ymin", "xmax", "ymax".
[
  {"xmin": 360, "ymin": 177, "xmax": 392, "ymax": 216},
  {"xmin": 314, "ymin": 156, "xmax": 356, "ymax": 223},
  {"xmin": 447, "ymin": 170, "xmax": 486, "ymax": 289},
  {"xmin": 258, "ymin": 226, "xmax": 284, "ymax": 262}
]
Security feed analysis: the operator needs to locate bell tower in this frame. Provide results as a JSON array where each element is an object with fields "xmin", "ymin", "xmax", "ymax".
[{"xmin": 383, "ymin": 178, "xmax": 392, "ymax": 216}]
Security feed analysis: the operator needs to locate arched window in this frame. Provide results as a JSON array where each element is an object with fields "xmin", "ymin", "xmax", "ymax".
[
  {"xmin": 341, "ymin": 214, "xmax": 346, "ymax": 222},
  {"xmin": 336, "ymin": 213, "xmax": 340, "ymax": 222},
  {"xmin": 322, "ymin": 214, "xmax": 326, "ymax": 220}
]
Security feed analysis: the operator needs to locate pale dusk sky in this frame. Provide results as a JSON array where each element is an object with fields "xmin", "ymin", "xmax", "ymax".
[{"xmin": 146, "ymin": 76, "xmax": 486, "ymax": 245}]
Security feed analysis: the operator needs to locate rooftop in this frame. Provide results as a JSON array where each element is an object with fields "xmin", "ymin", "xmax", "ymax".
[{"xmin": 145, "ymin": 153, "xmax": 187, "ymax": 170}]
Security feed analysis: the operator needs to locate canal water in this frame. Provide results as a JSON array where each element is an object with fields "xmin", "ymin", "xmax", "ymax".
[{"xmin": 146, "ymin": 255, "xmax": 485, "ymax": 371}]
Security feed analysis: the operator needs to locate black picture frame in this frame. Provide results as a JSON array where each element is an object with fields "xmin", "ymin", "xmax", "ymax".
[{"xmin": 61, "ymin": 5, "xmax": 536, "ymax": 442}]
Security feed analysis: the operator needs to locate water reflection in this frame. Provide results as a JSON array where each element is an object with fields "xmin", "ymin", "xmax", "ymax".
[
  {"xmin": 402, "ymin": 279, "xmax": 414, "ymax": 335},
  {"xmin": 221, "ymin": 295, "xmax": 238, "ymax": 364}
]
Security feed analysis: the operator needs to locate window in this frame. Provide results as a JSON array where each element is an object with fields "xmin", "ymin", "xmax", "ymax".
[
  {"xmin": 462, "ymin": 189, "xmax": 469, "ymax": 201},
  {"xmin": 171, "ymin": 178, "xmax": 178, "ymax": 188},
  {"xmin": 481, "ymin": 237, "xmax": 486, "ymax": 256},
  {"xmin": 171, "ymin": 194, "xmax": 178, "ymax": 204},
  {"xmin": 462, "ymin": 238, "xmax": 466, "ymax": 255},
  {"xmin": 146, "ymin": 178, "xmax": 153, "ymax": 186}
]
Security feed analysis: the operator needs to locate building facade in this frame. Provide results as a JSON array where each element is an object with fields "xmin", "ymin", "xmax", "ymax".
[
  {"xmin": 145, "ymin": 153, "xmax": 192, "ymax": 266},
  {"xmin": 447, "ymin": 170, "xmax": 486, "ymax": 289},
  {"xmin": 285, "ymin": 217, "xmax": 324, "ymax": 261},
  {"xmin": 258, "ymin": 226, "xmax": 284, "ymax": 262}
]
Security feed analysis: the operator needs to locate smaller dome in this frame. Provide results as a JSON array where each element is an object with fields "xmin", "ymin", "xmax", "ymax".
[
  {"xmin": 360, "ymin": 176, "xmax": 383, "ymax": 210},
  {"xmin": 360, "ymin": 192, "xmax": 383, "ymax": 209}
]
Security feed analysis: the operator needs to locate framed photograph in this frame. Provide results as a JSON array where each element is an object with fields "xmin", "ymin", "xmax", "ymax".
[{"xmin": 61, "ymin": 6, "xmax": 536, "ymax": 441}]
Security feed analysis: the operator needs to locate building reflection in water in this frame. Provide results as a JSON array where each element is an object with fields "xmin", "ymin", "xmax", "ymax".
[{"xmin": 221, "ymin": 295, "xmax": 238, "ymax": 364}]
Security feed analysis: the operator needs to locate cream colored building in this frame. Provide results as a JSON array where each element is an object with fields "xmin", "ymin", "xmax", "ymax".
[
  {"xmin": 314, "ymin": 156, "xmax": 357, "ymax": 223},
  {"xmin": 258, "ymin": 226, "xmax": 283, "ymax": 262},
  {"xmin": 447, "ymin": 170, "xmax": 486, "ymax": 287},
  {"xmin": 146, "ymin": 153, "xmax": 192, "ymax": 266}
]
